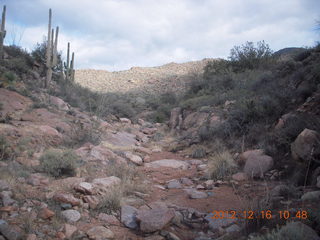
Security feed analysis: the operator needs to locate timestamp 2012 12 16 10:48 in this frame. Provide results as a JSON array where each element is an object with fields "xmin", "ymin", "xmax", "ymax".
[{"xmin": 210, "ymin": 210, "xmax": 308, "ymax": 220}]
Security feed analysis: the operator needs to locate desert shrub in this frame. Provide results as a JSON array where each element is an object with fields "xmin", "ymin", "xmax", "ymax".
[
  {"xmin": 106, "ymin": 162, "xmax": 140, "ymax": 181},
  {"xmin": 180, "ymin": 95, "xmax": 223, "ymax": 110},
  {"xmin": 96, "ymin": 186, "xmax": 122, "ymax": 214},
  {"xmin": 39, "ymin": 149, "xmax": 78, "ymax": 178},
  {"xmin": 294, "ymin": 49, "xmax": 312, "ymax": 62},
  {"xmin": 111, "ymin": 100, "xmax": 135, "ymax": 118},
  {"xmin": 160, "ymin": 91, "xmax": 177, "ymax": 105},
  {"xmin": 2, "ymin": 71, "xmax": 17, "ymax": 82},
  {"xmin": 0, "ymin": 135, "xmax": 14, "ymax": 161},
  {"xmin": 191, "ymin": 147, "xmax": 206, "ymax": 158},
  {"xmin": 229, "ymin": 40, "xmax": 274, "ymax": 71},
  {"xmin": 207, "ymin": 151, "xmax": 237, "ymax": 180},
  {"xmin": 250, "ymin": 222, "xmax": 316, "ymax": 240},
  {"xmin": 204, "ymin": 59, "xmax": 232, "ymax": 78}
]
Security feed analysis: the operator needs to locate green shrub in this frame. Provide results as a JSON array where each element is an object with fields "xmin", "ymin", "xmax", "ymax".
[
  {"xmin": 229, "ymin": 40, "xmax": 273, "ymax": 71},
  {"xmin": 39, "ymin": 149, "xmax": 78, "ymax": 178},
  {"xmin": 207, "ymin": 151, "xmax": 237, "ymax": 180}
]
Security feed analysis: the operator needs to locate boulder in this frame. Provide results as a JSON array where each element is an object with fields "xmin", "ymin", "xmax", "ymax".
[
  {"xmin": 61, "ymin": 210, "xmax": 81, "ymax": 223},
  {"xmin": 120, "ymin": 118, "xmax": 132, "ymax": 124},
  {"xmin": 145, "ymin": 159, "xmax": 189, "ymax": 170},
  {"xmin": 238, "ymin": 149, "xmax": 264, "ymax": 166},
  {"xmin": 74, "ymin": 182, "xmax": 93, "ymax": 195},
  {"xmin": 243, "ymin": 153, "xmax": 273, "ymax": 178},
  {"xmin": 281, "ymin": 222, "xmax": 320, "ymax": 240},
  {"xmin": 0, "ymin": 180, "xmax": 10, "ymax": 191},
  {"xmin": 167, "ymin": 179, "xmax": 182, "ymax": 189},
  {"xmin": 38, "ymin": 208, "xmax": 55, "ymax": 219},
  {"xmin": 301, "ymin": 191, "xmax": 320, "ymax": 201},
  {"xmin": 185, "ymin": 189, "xmax": 208, "ymax": 199},
  {"xmin": 121, "ymin": 205, "xmax": 138, "ymax": 229},
  {"xmin": 92, "ymin": 176, "xmax": 121, "ymax": 188},
  {"xmin": 98, "ymin": 213, "xmax": 119, "ymax": 225},
  {"xmin": 205, "ymin": 213, "xmax": 237, "ymax": 231},
  {"xmin": 64, "ymin": 224, "xmax": 78, "ymax": 239},
  {"xmin": 291, "ymin": 128, "xmax": 320, "ymax": 162},
  {"xmin": 49, "ymin": 96, "xmax": 69, "ymax": 110},
  {"xmin": 180, "ymin": 177, "xmax": 193, "ymax": 186},
  {"xmin": 124, "ymin": 152, "xmax": 143, "ymax": 166},
  {"xmin": 0, "ymin": 220, "xmax": 23, "ymax": 240},
  {"xmin": 86, "ymin": 226, "xmax": 114, "ymax": 240},
  {"xmin": 232, "ymin": 172, "xmax": 248, "ymax": 181},
  {"xmin": 53, "ymin": 193, "xmax": 80, "ymax": 206},
  {"xmin": 142, "ymin": 127, "xmax": 157, "ymax": 135},
  {"xmin": 136, "ymin": 202, "xmax": 175, "ymax": 233}
]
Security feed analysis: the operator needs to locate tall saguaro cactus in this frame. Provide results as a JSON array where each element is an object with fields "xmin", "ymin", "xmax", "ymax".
[
  {"xmin": 45, "ymin": 8, "xmax": 59, "ymax": 88},
  {"xmin": 0, "ymin": 5, "xmax": 6, "ymax": 60},
  {"xmin": 64, "ymin": 42, "xmax": 75, "ymax": 81}
]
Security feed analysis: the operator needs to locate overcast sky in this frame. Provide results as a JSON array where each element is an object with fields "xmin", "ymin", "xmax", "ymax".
[{"xmin": 1, "ymin": 0, "xmax": 319, "ymax": 71}]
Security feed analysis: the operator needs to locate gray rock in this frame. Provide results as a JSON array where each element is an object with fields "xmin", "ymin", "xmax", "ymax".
[
  {"xmin": 145, "ymin": 159, "xmax": 189, "ymax": 170},
  {"xmin": 232, "ymin": 172, "xmax": 248, "ymax": 181},
  {"xmin": 125, "ymin": 152, "xmax": 143, "ymax": 166},
  {"xmin": 61, "ymin": 210, "xmax": 81, "ymax": 222},
  {"xmin": 301, "ymin": 191, "xmax": 320, "ymax": 201},
  {"xmin": 197, "ymin": 164, "xmax": 207, "ymax": 171},
  {"xmin": 317, "ymin": 176, "xmax": 320, "ymax": 188},
  {"xmin": 136, "ymin": 202, "xmax": 175, "ymax": 233},
  {"xmin": 180, "ymin": 177, "xmax": 193, "ymax": 185},
  {"xmin": 0, "ymin": 220, "xmax": 23, "ymax": 240},
  {"xmin": 270, "ymin": 185, "xmax": 290, "ymax": 197},
  {"xmin": 225, "ymin": 224, "xmax": 241, "ymax": 233},
  {"xmin": 243, "ymin": 154, "xmax": 273, "ymax": 178},
  {"xmin": 291, "ymin": 128, "xmax": 320, "ymax": 162},
  {"xmin": 205, "ymin": 213, "xmax": 237, "ymax": 231},
  {"xmin": 185, "ymin": 189, "xmax": 207, "ymax": 199},
  {"xmin": 0, "ymin": 191, "xmax": 17, "ymax": 206},
  {"xmin": 0, "ymin": 180, "xmax": 10, "ymax": 191},
  {"xmin": 86, "ymin": 226, "xmax": 114, "ymax": 240},
  {"xmin": 282, "ymin": 222, "xmax": 320, "ymax": 240},
  {"xmin": 167, "ymin": 179, "xmax": 182, "ymax": 189},
  {"xmin": 121, "ymin": 205, "xmax": 138, "ymax": 229}
]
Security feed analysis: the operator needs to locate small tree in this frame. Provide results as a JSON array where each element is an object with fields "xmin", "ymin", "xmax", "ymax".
[{"xmin": 229, "ymin": 40, "xmax": 273, "ymax": 71}]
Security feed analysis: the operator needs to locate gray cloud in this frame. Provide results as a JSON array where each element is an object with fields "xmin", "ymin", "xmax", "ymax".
[{"xmin": 1, "ymin": 0, "xmax": 319, "ymax": 70}]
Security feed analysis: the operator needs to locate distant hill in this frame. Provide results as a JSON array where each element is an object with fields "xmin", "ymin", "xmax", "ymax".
[
  {"xmin": 274, "ymin": 47, "xmax": 306, "ymax": 61},
  {"xmin": 75, "ymin": 59, "xmax": 214, "ymax": 95}
]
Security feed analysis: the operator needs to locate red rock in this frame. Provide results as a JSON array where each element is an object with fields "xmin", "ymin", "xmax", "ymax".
[
  {"xmin": 98, "ymin": 213, "xmax": 120, "ymax": 225},
  {"xmin": 74, "ymin": 182, "xmax": 93, "ymax": 195},
  {"xmin": 56, "ymin": 231, "xmax": 66, "ymax": 239},
  {"xmin": 64, "ymin": 224, "xmax": 77, "ymax": 239},
  {"xmin": 0, "ymin": 206, "xmax": 16, "ymax": 212},
  {"xmin": 38, "ymin": 208, "xmax": 55, "ymax": 219},
  {"xmin": 141, "ymin": 127, "xmax": 157, "ymax": 135},
  {"xmin": 26, "ymin": 234, "xmax": 37, "ymax": 240},
  {"xmin": 53, "ymin": 193, "xmax": 80, "ymax": 206}
]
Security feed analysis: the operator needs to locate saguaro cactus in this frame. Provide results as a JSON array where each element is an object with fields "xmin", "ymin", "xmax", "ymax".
[
  {"xmin": 64, "ymin": 42, "xmax": 75, "ymax": 81},
  {"xmin": 0, "ymin": 5, "xmax": 6, "ymax": 60},
  {"xmin": 45, "ymin": 8, "xmax": 59, "ymax": 88}
]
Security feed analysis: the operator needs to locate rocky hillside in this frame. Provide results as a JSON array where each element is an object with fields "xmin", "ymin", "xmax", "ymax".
[{"xmin": 75, "ymin": 59, "xmax": 213, "ymax": 95}]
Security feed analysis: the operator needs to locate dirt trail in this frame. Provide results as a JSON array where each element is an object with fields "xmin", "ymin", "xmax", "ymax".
[{"xmin": 135, "ymin": 150, "xmax": 247, "ymax": 239}]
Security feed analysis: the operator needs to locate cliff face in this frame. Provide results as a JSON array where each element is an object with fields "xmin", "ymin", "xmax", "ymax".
[{"xmin": 75, "ymin": 59, "xmax": 213, "ymax": 95}]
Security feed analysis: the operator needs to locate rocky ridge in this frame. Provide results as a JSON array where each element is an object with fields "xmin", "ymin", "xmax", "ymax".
[{"xmin": 75, "ymin": 59, "xmax": 213, "ymax": 95}]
